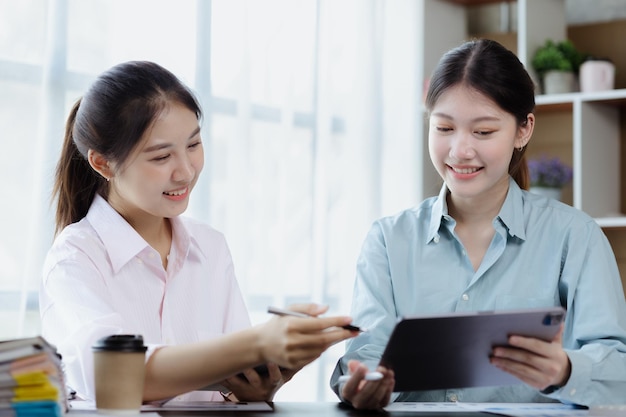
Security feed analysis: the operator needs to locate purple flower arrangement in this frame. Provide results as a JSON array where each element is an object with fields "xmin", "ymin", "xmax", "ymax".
[{"xmin": 528, "ymin": 156, "xmax": 573, "ymax": 188}]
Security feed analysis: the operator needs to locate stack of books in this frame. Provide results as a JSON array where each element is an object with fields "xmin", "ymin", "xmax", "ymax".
[{"xmin": 0, "ymin": 336, "xmax": 67, "ymax": 416}]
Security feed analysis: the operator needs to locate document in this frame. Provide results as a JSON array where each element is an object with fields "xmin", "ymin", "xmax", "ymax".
[
  {"xmin": 141, "ymin": 400, "xmax": 273, "ymax": 412},
  {"xmin": 70, "ymin": 399, "xmax": 272, "ymax": 413},
  {"xmin": 384, "ymin": 402, "xmax": 588, "ymax": 416}
]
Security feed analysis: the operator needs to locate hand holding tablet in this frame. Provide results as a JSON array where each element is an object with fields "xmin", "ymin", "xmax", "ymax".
[{"xmin": 378, "ymin": 307, "xmax": 566, "ymax": 391}]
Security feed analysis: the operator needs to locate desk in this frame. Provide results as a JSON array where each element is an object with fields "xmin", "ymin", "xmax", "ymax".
[{"xmin": 153, "ymin": 402, "xmax": 490, "ymax": 416}]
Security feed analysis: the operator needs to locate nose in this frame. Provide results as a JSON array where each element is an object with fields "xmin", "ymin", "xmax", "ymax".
[
  {"xmin": 449, "ymin": 132, "xmax": 475, "ymax": 160},
  {"xmin": 173, "ymin": 155, "xmax": 195, "ymax": 183}
]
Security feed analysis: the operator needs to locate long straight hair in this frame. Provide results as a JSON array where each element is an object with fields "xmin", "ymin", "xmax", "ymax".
[
  {"xmin": 52, "ymin": 61, "xmax": 202, "ymax": 236},
  {"xmin": 425, "ymin": 39, "xmax": 536, "ymax": 189}
]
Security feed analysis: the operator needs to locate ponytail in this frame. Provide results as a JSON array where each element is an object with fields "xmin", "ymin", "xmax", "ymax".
[
  {"xmin": 509, "ymin": 148, "xmax": 530, "ymax": 190},
  {"xmin": 52, "ymin": 99, "xmax": 106, "ymax": 236}
]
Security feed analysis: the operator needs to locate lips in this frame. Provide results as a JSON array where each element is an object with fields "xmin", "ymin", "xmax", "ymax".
[
  {"xmin": 448, "ymin": 165, "xmax": 483, "ymax": 175},
  {"xmin": 449, "ymin": 165, "xmax": 482, "ymax": 174},
  {"xmin": 163, "ymin": 187, "xmax": 188, "ymax": 197}
]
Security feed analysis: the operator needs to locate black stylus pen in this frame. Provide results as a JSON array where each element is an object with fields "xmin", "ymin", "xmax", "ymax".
[{"xmin": 267, "ymin": 306, "xmax": 365, "ymax": 332}]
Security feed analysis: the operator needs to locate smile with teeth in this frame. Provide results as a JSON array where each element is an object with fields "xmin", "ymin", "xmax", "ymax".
[
  {"xmin": 450, "ymin": 166, "xmax": 481, "ymax": 174},
  {"xmin": 164, "ymin": 187, "xmax": 188, "ymax": 196}
]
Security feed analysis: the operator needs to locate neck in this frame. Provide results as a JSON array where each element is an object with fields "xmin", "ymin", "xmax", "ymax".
[{"xmin": 447, "ymin": 178, "xmax": 509, "ymax": 225}]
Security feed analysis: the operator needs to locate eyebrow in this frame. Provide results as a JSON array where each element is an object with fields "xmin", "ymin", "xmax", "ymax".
[
  {"xmin": 142, "ymin": 126, "xmax": 201, "ymax": 153},
  {"xmin": 431, "ymin": 112, "xmax": 501, "ymax": 123}
]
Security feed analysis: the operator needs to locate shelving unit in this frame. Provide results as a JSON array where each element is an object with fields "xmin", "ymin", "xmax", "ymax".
[{"xmin": 416, "ymin": 0, "xmax": 626, "ymax": 286}]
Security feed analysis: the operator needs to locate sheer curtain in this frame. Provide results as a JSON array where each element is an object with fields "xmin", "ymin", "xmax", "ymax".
[{"xmin": 0, "ymin": 0, "xmax": 422, "ymax": 401}]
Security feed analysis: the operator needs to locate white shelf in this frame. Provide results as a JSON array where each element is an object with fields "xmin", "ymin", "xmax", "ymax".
[
  {"xmin": 595, "ymin": 216, "xmax": 626, "ymax": 228},
  {"xmin": 536, "ymin": 88, "xmax": 626, "ymax": 107}
]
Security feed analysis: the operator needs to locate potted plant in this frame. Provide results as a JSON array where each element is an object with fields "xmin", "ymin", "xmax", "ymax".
[
  {"xmin": 531, "ymin": 39, "xmax": 585, "ymax": 94},
  {"xmin": 528, "ymin": 155, "xmax": 573, "ymax": 201}
]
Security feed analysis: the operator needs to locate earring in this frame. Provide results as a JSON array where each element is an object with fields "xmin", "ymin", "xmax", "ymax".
[{"xmin": 517, "ymin": 145, "xmax": 525, "ymax": 152}]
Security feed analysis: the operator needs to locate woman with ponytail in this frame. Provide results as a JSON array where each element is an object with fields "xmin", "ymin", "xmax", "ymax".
[
  {"xmin": 40, "ymin": 61, "xmax": 357, "ymax": 404},
  {"xmin": 330, "ymin": 39, "xmax": 626, "ymax": 410}
]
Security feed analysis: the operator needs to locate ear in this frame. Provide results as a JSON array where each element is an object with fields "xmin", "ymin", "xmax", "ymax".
[
  {"xmin": 87, "ymin": 149, "xmax": 113, "ymax": 181},
  {"xmin": 515, "ymin": 113, "xmax": 535, "ymax": 150}
]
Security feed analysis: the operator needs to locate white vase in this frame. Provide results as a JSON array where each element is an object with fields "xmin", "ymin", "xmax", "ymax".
[
  {"xmin": 580, "ymin": 59, "xmax": 615, "ymax": 92},
  {"xmin": 529, "ymin": 186, "xmax": 562, "ymax": 201},
  {"xmin": 543, "ymin": 70, "xmax": 575, "ymax": 95}
]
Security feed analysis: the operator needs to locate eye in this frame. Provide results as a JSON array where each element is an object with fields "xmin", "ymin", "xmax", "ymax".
[
  {"xmin": 151, "ymin": 154, "xmax": 170, "ymax": 162},
  {"xmin": 435, "ymin": 126, "xmax": 453, "ymax": 133},
  {"xmin": 474, "ymin": 129, "xmax": 495, "ymax": 137},
  {"xmin": 188, "ymin": 140, "xmax": 202, "ymax": 149}
]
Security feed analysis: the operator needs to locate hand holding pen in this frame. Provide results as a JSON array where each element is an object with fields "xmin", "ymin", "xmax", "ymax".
[
  {"xmin": 267, "ymin": 306, "xmax": 366, "ymax": 332},
  {"xmin": 256, "ymin": 304, "xmax": 359, "ymax": 370}
]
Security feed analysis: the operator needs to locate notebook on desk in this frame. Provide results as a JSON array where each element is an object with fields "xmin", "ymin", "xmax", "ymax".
[{"xmin": 378, "ymin": 306, "xmax": 566, "ymax": 392}]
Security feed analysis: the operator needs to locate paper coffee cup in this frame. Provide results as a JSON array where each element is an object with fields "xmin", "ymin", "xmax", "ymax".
[{"xmin": 92, "ymin": 335, "xmax": 147, "ymax": 415}]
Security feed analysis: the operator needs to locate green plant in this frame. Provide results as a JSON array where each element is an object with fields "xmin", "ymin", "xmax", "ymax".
[{"xmin": 532, "ymin": 40, "xmax": 585, "ymax": 78}]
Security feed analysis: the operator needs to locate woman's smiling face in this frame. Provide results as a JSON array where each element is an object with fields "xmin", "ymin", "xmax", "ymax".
[
  {"xmin": 428, "ymin": 84, "xmax": 530, "ymax": 201},
  {"xmin": 106, "ymin": 102, "xmax": 204, "ymax": 225}
]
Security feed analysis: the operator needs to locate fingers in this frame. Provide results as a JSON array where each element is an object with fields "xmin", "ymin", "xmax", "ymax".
[
  {"xmin": 265, "ymin": 363, "xmax": 284, "ymax": 386},
  {"xmin": 340, "ymin": 362, "xmax": 395, "ymax": 410},
  {"xmin": 225, "ymin": 364, "xmax": 285, "ymax": 402},
  {"xmin": 490, "ymin": 334, "xmax": 571, "ymax": 389},
  {"xmin": 258, "ymin": 311, "xmax": 358, "ymax": 370},
  {"xmin": 286, "ymin": 303, "xmax": 329, "ymax": 317},
  {"xmin": 281, "ymin": 315, "xmax": 355, "ymax": 333}
]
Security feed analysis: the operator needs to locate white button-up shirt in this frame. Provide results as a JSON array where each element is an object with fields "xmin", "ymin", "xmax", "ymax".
[{"xmin": 40, "ymin": 194, "xmax": 250, "ymax": 401}]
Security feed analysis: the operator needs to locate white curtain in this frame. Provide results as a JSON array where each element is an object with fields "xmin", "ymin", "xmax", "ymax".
[{"xmin": 0, "ymin": 0, "xmax": 422, "ymax": 401}]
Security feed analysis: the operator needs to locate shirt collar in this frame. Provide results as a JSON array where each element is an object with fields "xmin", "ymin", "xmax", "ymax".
[
  {"xmin": 86, "ymin": 194, "xmax": 148, "ymax": 273},
  {"xmin": 426, "ymin": 183, "xmax": 450, "ymax": 244},
  {"xmin": 169, "ymin": 216, "xmax": 197, "ymax": 264},
  {"xmin": 498, "ymin": 177, "xmax": 526, "ymax": 240},
  {"xmin": 426, "ymin": 177, "xmax": 527, "ymax": 243}
]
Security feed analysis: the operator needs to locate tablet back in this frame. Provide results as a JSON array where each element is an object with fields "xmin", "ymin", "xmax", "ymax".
[{"xmin": 378, "ymin": 307, "xmax": 566, "ymax": 392}]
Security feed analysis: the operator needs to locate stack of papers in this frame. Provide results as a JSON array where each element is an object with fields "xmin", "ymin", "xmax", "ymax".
[{"xmin": 0, "ymin": 336, "xmax": 68, "ymax": 416}]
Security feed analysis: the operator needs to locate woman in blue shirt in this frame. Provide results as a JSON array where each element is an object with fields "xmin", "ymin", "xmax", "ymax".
[{"xmin": 330, "ymin": 39, "xmax": 626, "ymax": 409}]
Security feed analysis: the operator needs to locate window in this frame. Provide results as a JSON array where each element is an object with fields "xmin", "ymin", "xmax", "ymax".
[{"xmin": 0, "ymin": 0, "xmax": 421, "ymax": 401}]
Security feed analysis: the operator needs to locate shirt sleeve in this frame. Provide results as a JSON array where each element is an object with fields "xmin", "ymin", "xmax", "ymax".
[
  {"xmin": 330, "ymin": 221, "xmax": 401, "ymax": 402},
  {"xmin": 40, "ymin": 252, "xmax": 128, "ymax": 401},
  {"xmin": 545, "ymin": 220, "xmax": 626, "ymax": 405}
]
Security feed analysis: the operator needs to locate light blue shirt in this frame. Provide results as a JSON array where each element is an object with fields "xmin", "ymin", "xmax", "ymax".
[{"xmin": 331, "ymin": 178, "xmax": 626, "ymax": 406}]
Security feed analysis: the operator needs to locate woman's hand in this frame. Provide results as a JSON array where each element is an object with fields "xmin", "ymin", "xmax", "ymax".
[
  {"xmin": 257, "ymin": 303, "xmax": 358, "ymax": 370},
  {"xmin": 490, "ymin": 323, "xmax": 571, "ymax": 391},
  {"xmin": 340, "ymin": 360, "xmax": 395, "ymax": 410},
  {"xmin": 219, "ymin": 363, "xmax": 298, "ymax": 402}
]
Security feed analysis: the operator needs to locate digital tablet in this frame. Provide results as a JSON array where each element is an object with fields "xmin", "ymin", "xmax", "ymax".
[{"xmin": 378, "ymin": 306, "xmax": 566, "ymax": 392}]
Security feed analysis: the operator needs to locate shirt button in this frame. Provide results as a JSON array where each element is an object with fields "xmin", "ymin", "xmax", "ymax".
[
  {"xmin": 434, "ymin": 236, "xmax": 440, "ymax": 243},
  {"xmin": 462, "ymin": 294, "xmax": 469, "ymax": 301},
  {"xmin": 448, "ymin": 394, "xmax": 458, "ymax": 402},
  {"xmin": 136, "ymin": 258, "xmax": 143, "ymax": 264},
  {"xmin": 462, "ymin": 250, "xmax": 467, "ymax": 257},
  {"xmin": 149, "ymin": 252, "xmax": 156, "ymax": 258}
]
